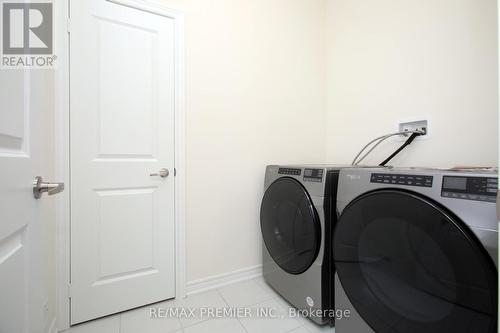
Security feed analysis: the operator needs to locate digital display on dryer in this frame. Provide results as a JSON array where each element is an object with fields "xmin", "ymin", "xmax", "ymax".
[
  {"xmin": 441, "ymin": 176, "xmax": 497, "ymax": 202},
  {"xmin": 303, "ymin": 169, "xmax": 323, "ymax": 182},
  {"xmin": 443, "ymin": 177, "xmax": 467, "ymax": 191}
]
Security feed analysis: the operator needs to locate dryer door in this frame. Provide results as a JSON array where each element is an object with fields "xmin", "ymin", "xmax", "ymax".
[
  {"xmin": 260, "ymin": 177, "xmax": 321, "ymax": 274},
  {"xmin": 334, "ymin": 189, "xmax": 497, "ymax": 333}
]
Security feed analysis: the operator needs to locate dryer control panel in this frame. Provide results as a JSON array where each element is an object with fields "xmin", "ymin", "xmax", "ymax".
[
  {"xmin": 303, "ymin": 168, "xmax": 323, "ymax": 183},
  {"xmin": 441, "ymin": 176, "xmax": 497, "ymax": 203},
  {"xmin": 278, "ymin": 168, "xmax": 301, "ymax": 176},
  {"xmin": 371, "ymin": 173, "xmax": 433, "ymax": 187}
]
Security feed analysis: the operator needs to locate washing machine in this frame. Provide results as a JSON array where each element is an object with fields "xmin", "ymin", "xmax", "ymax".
[
  {"xmin": 260, "ymin": 165, "xmax": 346, "ymax": 326},
  {"xmin": 334, "ymin": 167, "xmax": 498, "ymax": 333}
]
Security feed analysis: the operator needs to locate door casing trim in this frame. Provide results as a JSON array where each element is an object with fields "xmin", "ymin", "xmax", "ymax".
[{"xmin": 54, "ymin": 1, "xmax": 186, "ymax": 329}]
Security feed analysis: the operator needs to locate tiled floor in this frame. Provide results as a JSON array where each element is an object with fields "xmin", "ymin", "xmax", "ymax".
[{"xmin": 64, "ymin": 277, "xmax": 335, "ymax": 333}]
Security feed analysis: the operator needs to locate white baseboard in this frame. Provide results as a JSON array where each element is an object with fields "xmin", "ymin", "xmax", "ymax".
[
  {"xmin": 186, "ymin": 264, "xmax": 262, "ymax": 296},
  {"xmin": 47, "ymin": 317, "xmax": 57, "ymax": 333}
]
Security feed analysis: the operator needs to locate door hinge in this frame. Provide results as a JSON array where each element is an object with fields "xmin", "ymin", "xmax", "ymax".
[
  {"xmin": 67, "ymin": 284, "xmax": 72, "ymax": 298},
  {"xmin": 174, "ymin": 168, "xmax": 177, "ymax": 176},
  {"xmin": 67, "ymin": 18, "xmax": 71, "ymax": 34}
]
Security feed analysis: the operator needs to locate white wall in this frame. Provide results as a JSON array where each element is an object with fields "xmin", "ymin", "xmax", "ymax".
[
  {"xmin": 325, "ymin": 0, "xmax": 498, "ymax": 167},
  {"xmin": 151, "ymin": 0, "xmax": 498, "ymax": 285},
  {"xmin": 153, "ymin": 0, "xmax": 328, "ymax": 283}
]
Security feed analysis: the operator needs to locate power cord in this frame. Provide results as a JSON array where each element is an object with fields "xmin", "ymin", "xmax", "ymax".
[
  {"xmin": 352, "ymin": 132, "xmax": 406, "ymax": 166},
  {"xmin": 379, "ymin": 131, "xmax": 422, "ymax": 166},
  {"xmin": 352, "ymin": 130, "xmax": 424, "ymax": 166}
]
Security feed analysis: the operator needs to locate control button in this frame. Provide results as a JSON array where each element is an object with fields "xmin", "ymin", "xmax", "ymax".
[
  {"xmin": 304, "ymin": 178, "xmax": 322, "ymax": 183},
  {"xmin": 442, "ymin": 191, "xmax": 496, "ymax": 202},
  {"xmin": 372, "ymin": 173, "xmax": 433, "ymax": 188}
]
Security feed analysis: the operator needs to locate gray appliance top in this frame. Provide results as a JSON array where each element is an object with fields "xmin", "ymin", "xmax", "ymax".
[
  {"xmin": 270, "ymin": 165, "xmax": 498, "ymax": 174},
  {"xmin": 264, "ymin": 164, "xmax": 357, "ymax": 198},
  {"xmin": 266, "ymin": 164, "xmax": 354, "ymax": 170},
  {"xmin": 337, "ymin": 168, "xmax": 498, "ymax": 261},
  {"xmin": 337, "ymin": 167, "xmax": 498, "ymax": 223},
  {"xmin": 371, "ymin": 166, "xmax": 498, "ymax": 174},
  {"xmin": 337, "ymin": 166, "xmax": 498, "ymax": 264}
]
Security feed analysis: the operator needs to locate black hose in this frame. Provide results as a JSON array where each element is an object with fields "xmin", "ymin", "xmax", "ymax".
[{"xmin": 379, "ymin": 132, "xmax": 422, "ymax": 166}]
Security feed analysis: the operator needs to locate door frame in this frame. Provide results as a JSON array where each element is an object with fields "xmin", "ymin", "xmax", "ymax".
[{"xmin": 54, "ymin": 0, "xmax": 186, "ymax": 330}]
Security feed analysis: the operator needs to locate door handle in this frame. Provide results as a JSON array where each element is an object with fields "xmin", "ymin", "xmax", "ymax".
[
  {"xmin": 33, "ymin": 176, "xmax": 65, "ymax": 199},
  {"xmin": 150, "ymin": 168, "xmax": 169, "ymax": 178}
]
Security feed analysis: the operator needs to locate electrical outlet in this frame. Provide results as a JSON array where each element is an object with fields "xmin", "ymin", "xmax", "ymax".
[{"xmin": 398, "ymin": 119, "xmax": 429, "ymax": 138}]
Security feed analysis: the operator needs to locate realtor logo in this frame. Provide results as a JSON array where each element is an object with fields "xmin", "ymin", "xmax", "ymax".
[{"xmin": 1, "ymin": 1, "xmax": 56, "ymax": 69}]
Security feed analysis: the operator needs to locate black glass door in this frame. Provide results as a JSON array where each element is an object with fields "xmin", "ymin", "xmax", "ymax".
[
  {"xmin": 260, "ymin": 177, "xmax": 321, "ymax": 274},
  {"xmin": 334, "ymin": 190, "xmax": 497, "ymax": 333}
]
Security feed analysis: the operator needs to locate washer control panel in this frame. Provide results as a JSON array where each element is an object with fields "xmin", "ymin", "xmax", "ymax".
[
  {"xmin": 441, "ymin": 176, "xmax": 497, "ymax": 203},
  {"xmin": 278, "ymin": 168, "xmax": 301, "ymax": 176},
  {"xmin": 371, "ymin": 173, "xmax": 433, "ymax": 187},
  {"xmin": 303, "ymin": 168, "xmax": 324, "ymax": 183}
]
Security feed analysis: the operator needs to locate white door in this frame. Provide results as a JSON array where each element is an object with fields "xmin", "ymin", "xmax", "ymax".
[
  {"xmin": 70, "ymin": 0, "xmax": 176, "ymax": 324},
  {"xmin": 0, "ymin": 70, "xmax": 57, "ymax": 332}
]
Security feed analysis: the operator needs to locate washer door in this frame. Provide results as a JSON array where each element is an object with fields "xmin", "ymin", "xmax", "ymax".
[
  {"xmin": 260, "ymin": 177, "xmax": 321, "ymax": 274},
  {"xmin": 334, "ymin": 190, "xmax": 497, "ymax": 333}
]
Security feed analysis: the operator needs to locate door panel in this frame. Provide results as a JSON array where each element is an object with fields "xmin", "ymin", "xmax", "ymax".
[
  {"xmin": 70, "ymin": 0, "xmax": 176, "ymax": 324},
  {"xmin": 0, "ymin": 71, "xmax": 30, "ymax": 333},
  {"xmin": 0, "ymin": 71, "xmax": 26, "ymax": 154},
  {"xmin": 0, "ymin": 228, "xmax": 27, "ymax": 333},
  {"xmin": 0, "ymin": 69, "xmax": 55, "ymax": 332},
  {"xmin": 97, "ymin": 188, "xmax": 155, "ymax": 278},
  {"xmin": 97, "ymin": 18, "xmax": 157, "ymax": 157}
]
